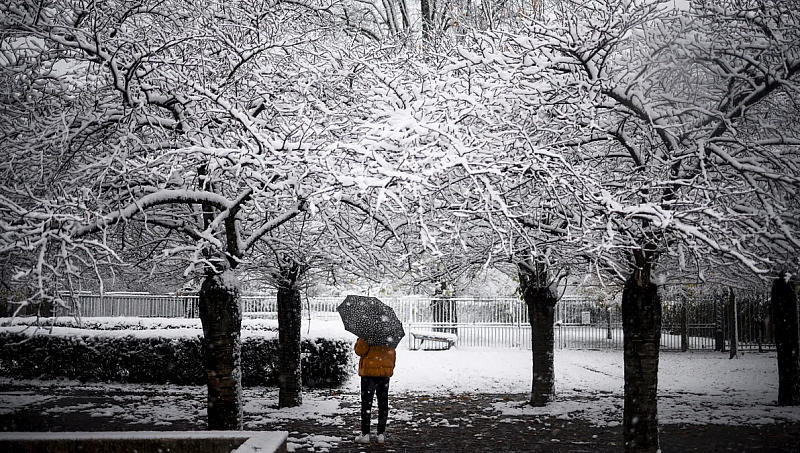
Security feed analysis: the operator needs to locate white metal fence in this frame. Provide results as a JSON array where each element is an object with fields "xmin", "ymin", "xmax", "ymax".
[
  {"xmin": 11, "ymin": 293, "xmax": 772, "ymax": 351},
  {"xmin": 406, "ymin": 322, "xmax": 531, "ymax": 349},
  {"xmin": 73, "ymin": 293, "xmax": 192, "ymax": 318}
]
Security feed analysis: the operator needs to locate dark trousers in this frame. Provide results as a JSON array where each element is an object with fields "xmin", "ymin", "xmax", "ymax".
[{"xmin": 360, "ymin": 376, "xmax": 390, "ymax": 435}]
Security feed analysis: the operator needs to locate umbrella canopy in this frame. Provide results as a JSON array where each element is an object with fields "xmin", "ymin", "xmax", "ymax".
[{"xmin": 337, "ymin": 295, "xmax": 405, "ymax": 348}]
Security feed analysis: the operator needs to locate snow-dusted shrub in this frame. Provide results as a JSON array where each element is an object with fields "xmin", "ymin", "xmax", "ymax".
[
  {"xmin": 0, "ymin": 333, "xmax": 206, "ymax": 384},
  {"xmin": 301, "ymin": 338, "xmax": 353, "ymax": 387},
  {"xmin": 0, "ymin": 333, "xmax": 351, "ymax": 388},
  {"xmin": 241, "ymin": 337, "xmax": 352, "ymax": 387}
]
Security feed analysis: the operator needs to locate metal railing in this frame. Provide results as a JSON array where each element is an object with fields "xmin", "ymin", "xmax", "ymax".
[
  {"xmin": 7, "ymin": 292, "xmax": 775, "ymax": 351},
  {"xmin": 76, "ymin": 293, "xmax": 192, "ymax": 318},
  {"xmin": 407, "ymin": 322, "xmax": 531, "ymax": 349}
]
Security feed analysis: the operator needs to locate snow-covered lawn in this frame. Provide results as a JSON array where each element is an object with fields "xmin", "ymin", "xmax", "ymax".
[{"xmin": 2, "ymin": 318, "xmax": 799, "ymax": 452}]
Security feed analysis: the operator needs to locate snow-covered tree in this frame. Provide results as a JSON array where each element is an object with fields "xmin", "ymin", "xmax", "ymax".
[
  {"xmin": 455, "ymin": 0, "xmax": 800, "ymax": 451},
  {"xmin": 0, "ymin": 0, "xmax": 418, "ymax": 427},
  {"xmin": 337, "ymin": 30, "xmax": 597, "ymax": 408},
  {"xmin": 243, "ymin": 195, "xmax": 412, "ymax": 407}
]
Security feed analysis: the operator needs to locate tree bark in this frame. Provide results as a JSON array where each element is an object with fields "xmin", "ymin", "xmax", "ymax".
[
  {"xmin": 714, "ymin": 294, "xmax": 725, "ymax": 352},
  {"xmin": 432, "ymin": 282, "xmax": 457, "ymax": 335},
  {"xmin": 621, "ymin": 263, "xmax": 661, "ymax": 453},
  {"xmin": 519, "ymin": 260, "xmax": 557, "ymax": 407},
  {"xmin": 771, "ymin": 274, "xmax": 800, "ymax": 406},
  {"xmin": 277, "ymin": 266, "xmax": 303, "ymax": 408},
  {"xmin": 680, "ymin": 299, "xmax": 688, "ymax": 352},
  {"xmin": 397, "ymin": 0, "xmax": 411, "ymax": 29},
  {"xmin": 728, "ymin": 289, "xmax": 738, "ymax": 359},
  {"xmin": 420, "ymin": 0, "xmax": 432, "ymax": 40},
  {"xmin": 525, "ymin": 284, "xmax": 558, "ymax": 406},
  {"xmin": 198, "ymin": 269, "xmax": 243, "ymax": 430}
]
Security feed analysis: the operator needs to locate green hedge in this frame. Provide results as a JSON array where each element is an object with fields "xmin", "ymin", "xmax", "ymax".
[{"xmin": 0, "ymin": 332, "xmax": 352, "ymax": 388}]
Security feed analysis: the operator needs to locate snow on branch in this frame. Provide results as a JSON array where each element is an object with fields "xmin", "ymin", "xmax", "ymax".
[{"xmin": 73, "ymin": 191, "xmax": 232, "ymax": 239}]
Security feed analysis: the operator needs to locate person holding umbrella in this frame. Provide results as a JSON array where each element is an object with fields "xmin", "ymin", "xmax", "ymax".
[
  {"xmin": 336, "ymin": 295, "xmax": 405, "ymax": 445},
  {"xmin": 354, "ymin": 337, "xmax": 396, "ymax": 444}
]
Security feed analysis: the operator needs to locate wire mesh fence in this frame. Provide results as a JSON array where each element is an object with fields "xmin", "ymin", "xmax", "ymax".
[{"xmin": 6, "ymin": 291, "xmax": 775, "ymax": 351}]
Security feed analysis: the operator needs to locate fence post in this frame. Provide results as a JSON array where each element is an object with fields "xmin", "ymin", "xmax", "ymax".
[{"xmin": 558, "ymin": 323, "xmax": 562, "ymax": 350}]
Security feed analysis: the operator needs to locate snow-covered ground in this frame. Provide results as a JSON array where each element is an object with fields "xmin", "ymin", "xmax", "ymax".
[{"xmin": 2, "ymin": 318, "xmax": 799, "ymax": 452}]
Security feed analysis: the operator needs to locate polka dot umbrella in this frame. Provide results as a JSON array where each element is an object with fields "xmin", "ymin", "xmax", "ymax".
[{"xmin": 337, "ymin": 295, "xmax": 405, "ymax": 348}]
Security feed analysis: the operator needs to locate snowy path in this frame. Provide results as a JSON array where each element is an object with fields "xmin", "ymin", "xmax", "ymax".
[
  {"xmin": 2, "ymin": 316, "xmax": 782, "ymax": 411},
  {"xmin": 3, "ymin": 347, "xmax": 795, "ymax": 426},
  {"xmin": 3, "ymin": 347, "xmax": 800, "ymax": 452}
]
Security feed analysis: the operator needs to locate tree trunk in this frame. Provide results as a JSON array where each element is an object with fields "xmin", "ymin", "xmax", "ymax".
[
  {"xmin": 728, "ymin": 289, "xmax": 738, "ymax": 359},
  {"xmin": 621, "ymin": 268, "xmax": 661, "ymax": 453},
  {"xmin": 771, "ymin": 274, "xmax": 800, "ymax": 406},
  {"xmin": 277, "ymin": 269, "xmax": 303, "ymax": 408},
  {"xmin": 519, "ymin": 260, "xmax": 558, "ymax": 407},
  {"xmin": 714, "ymin": 295, "xmax": 725, "ymax": 352},
  {"xmin": 398, "ymin": 0, "xmax": 410, "ymax": 29},
  {"xmin": 198, "ymin": 269, "xmax": 243, "ymax": 430},
  {"xmin": 524, "ymin": 284, "xmax": 558, "ymax": 406},
  {"xmin": 680, "ymin": 299, "xmax": 688, "ymax": 352},
  {"xmin": 420, "ymin": 0, "xmax": 432, "ymax": 40},
  {"xmin": 431, "ymin": 297, "xmax": 457, "ymax": 334},
  {"xmin": 432, "ymin": 282, "xmax": 457, "ymax": 335}
]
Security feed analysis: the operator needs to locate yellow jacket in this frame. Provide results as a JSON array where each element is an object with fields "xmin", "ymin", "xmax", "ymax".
[{"xmin": 355, "ymin": 338, "xmax": 396, "ymax": 378}]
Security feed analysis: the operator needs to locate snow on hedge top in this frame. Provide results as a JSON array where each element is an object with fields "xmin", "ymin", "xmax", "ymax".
[{"xmin": 0, "ymin": 317, "xmax": 354, "ymax": 341}]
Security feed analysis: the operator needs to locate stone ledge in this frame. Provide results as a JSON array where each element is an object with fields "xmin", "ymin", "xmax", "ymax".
[{"xmin": 0, "ymin": 430, "xmax": 288, "ymax": 453}]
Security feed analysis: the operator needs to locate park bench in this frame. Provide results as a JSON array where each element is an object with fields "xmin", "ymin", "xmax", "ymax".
[{"xmin": 410, "ymin": 331, "xmax": 458, "ymax": 350}]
